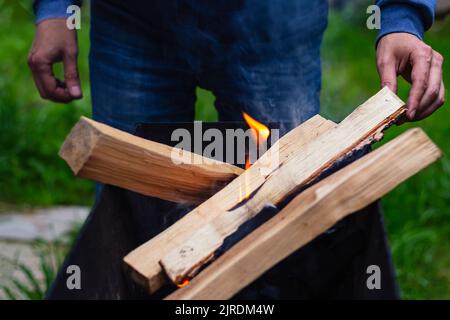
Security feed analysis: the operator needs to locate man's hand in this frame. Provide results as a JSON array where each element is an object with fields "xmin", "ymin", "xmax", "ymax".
[
  {"xmin": 28, "ymin": 19, "xmax": 82, "ymax": 102},
  {"xmin": 377, "ymin": 33, "xmax": 445, "ymax": 121}
]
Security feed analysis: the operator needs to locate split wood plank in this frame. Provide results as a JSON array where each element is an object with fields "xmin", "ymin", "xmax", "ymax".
[
  {"xmin": 166, "ymin": 128, "xmax": 442, "ymax": 300},
  {"xmin": 160, "ymin": 87, "xmax": 406, "ymax": 285},
  {"xmin": 59, "ymin": 116, "xmax": 244, "ymax": 204},
  {"xmin": 123, "ymin": 114, "xmax": 337, "ymax": 293}
]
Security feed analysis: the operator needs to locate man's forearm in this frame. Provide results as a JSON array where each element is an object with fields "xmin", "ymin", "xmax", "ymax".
[
  {"xmin": 33, "ymin": 0, "xmax": 82, "ymax": 24},
  {"xmin": 376, "ymin": 0, "xmax": 436, "ymax": 44},
  {"xmin": 375, "ymin": 0, "xmax": 444, "ymax": 122}
]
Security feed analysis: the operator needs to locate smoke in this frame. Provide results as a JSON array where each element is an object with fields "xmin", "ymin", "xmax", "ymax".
[{"xmin": 163, "ymin": 0, "xmax": 329, "ymax": 135}]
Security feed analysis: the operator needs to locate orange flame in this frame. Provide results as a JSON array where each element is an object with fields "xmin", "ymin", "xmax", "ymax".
[
  {"xmin": 242, "ymin": 112, "xmax": 270, "ymax": 168},
  {"xmin": 242, "ymin": 112, "xmax": 270, "ymax": 143},
  {"xmin": 244, "ymin": 156, "xmax": 251, "ymax": 170},
  {"xmin": 239, "ymin": 112, "xmax": 270, "ymax": 202},
  {"xmin": 177, "ymin": 278, "xmax": 190, "ymax": 288}
]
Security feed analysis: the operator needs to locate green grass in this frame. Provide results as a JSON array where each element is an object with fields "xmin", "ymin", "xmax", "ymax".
[
  {"xmin": 0, "ymin": 224, "xmax": 81, "ymax": 299},
  {"xmin": 0, "ymin": 1, "xmax": 448, "ymax": 299},
  {"xmin": 0, "ymin": 1, "xmax": 93, "ymax": 207}
]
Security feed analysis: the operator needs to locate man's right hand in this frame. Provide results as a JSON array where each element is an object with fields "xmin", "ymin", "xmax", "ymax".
[{"xmin": 28, "ymin": 19, "xmax": 82, "ymax": 102}]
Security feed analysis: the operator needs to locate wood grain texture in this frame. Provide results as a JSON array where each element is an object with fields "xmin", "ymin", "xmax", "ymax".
[
  {"xmin": 123, "ymin": 115, "xmax": 337, "ymax": 293},
  {"xmin": 160, "ymin": 88, "xmax": 405, "ymax": 284},
  {"xmin": 166, "ymin": 128, "xmax": 442, "ymax": 300},
  {"xmin": 59, "ymin": 117, "xmax": 243, "ymax": 204}
]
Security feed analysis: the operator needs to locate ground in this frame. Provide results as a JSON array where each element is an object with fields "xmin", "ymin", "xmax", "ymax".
[{"xmin": 0, "ymin": 207, "xmax": 87, "ymax": 299}]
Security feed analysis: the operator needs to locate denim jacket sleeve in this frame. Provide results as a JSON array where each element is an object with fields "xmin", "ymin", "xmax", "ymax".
[
  {"xmin": 376, "ymin": 0, "xmax": 436, "ymax": 44},
  {"xmin": 33, "ymin": 0, "xmax": 435, "ymax": 44},
  {"xmin": 33, "ymin": 0, "xmax": 82, "ymax": 24}
]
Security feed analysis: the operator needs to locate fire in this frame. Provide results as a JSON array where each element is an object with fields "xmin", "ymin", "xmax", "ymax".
[
  {"xmin": 177, "ymin": 278, "xmax": 190, "ymax": 288},
  {"xmin": 242, "ymin": 112, "xmax": 270, "ymax": 143},
  {"xmin": 239, "ymin": 112, "xmax": 270, "ymax": 202},
  {"xmin": 242, "ymin": 112, "xmax": 270, "ymax": 168},
  {"xmin": 245, "ymin": 156, "xmax": 251, "ymax": 170}
]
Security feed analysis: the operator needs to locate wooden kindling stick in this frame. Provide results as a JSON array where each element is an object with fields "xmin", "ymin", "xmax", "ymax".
[
  {"xmin": 165, "ymin": 128, "xmax": 442, "ymax": 300},
  {"xmin": 59, "ymin": 117, "xmax": 243, "ymax": 204}
]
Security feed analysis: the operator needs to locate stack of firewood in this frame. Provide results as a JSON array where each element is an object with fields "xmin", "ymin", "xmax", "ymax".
[{"xmin": 59, "ymin": 88, "xmax": 441, "ymax": 299}]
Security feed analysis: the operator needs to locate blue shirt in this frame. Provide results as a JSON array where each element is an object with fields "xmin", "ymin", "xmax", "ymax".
[{"xmin": 33, "ymin": 0, "xmax": 436, "ymax": 44}]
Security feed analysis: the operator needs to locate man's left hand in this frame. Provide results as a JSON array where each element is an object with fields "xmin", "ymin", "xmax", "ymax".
[{"xmin": 377, "ymin": 33, "xmax": 445, "ymax": 121}]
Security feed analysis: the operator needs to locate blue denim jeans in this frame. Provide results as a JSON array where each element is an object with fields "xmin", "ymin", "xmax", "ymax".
[
  {"xmin": 89, "ymin": 0, "xmax": 328, "ymax": 134},
  {"xmin": 76, "ymin": 0, "xmax": 399, "ymax": 299}
]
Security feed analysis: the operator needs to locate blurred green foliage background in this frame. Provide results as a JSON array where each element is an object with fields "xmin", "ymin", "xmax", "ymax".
[{"xmin": 0, "ymin": 0, "xmax": 448, "ymax": 299}]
